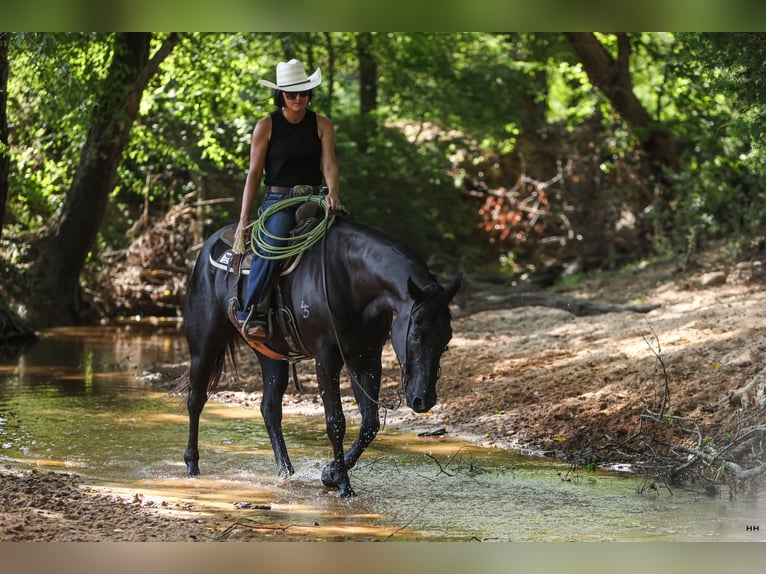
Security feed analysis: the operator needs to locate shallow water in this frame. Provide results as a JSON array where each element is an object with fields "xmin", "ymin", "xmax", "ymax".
[{"xmin": 1, "ymin": 326, "xmax": 763, "ymax": 541}]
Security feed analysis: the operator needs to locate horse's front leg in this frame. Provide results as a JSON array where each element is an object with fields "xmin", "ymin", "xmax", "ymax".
[
  {"xmin": 316, "ymin": 355, "xmax": 355, "ymax": 497},
  {"xmin": 342, "ymin": 355, "xmax": 382, "ymax": 471},
  {"xmin": 257, "ymin": 354, "xmax": 294, "ymax": 478}
]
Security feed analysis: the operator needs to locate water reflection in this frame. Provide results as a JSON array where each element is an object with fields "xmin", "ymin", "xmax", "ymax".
[{"xmin": 1, "ymin": 326, "xmax": 763, "ymax": 541}]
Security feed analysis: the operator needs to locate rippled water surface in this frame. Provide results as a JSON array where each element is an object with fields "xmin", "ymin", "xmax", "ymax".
[{"xmin": 1, "ymin": 326, "xmax": 763, "ymax": 541}]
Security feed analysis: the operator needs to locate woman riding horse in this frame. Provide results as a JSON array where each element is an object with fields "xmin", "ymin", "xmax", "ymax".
[
  {"xmin": 182, "ymin": 215, "xmax": 462, "ymax": 497},
  {"xmin": 233, "ymin": 58, "xmax": 342, "ymax": 341}
]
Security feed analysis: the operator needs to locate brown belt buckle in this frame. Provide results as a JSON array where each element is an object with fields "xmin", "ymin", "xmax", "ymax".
[{"xmin": 291, "ymin": 185, "xmax": 314, "ymax": 197}]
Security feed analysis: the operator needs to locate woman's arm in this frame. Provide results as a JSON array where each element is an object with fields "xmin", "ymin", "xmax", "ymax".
[
  {"xmin": 318, "ymin": 114, "xmax": 341, "ymax": 211},
  {"xmin": 233, "ymin": 116, "xmax": 271, "ymax": 252}
]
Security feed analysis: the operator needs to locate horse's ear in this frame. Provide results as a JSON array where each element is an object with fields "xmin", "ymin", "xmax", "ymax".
[
  {"xmin": 407, "ymin": 277, "xmax": 426, "ymax": 303},
  {"xmin": 444, "ymin": 273, "xmax": 462, "ymax": 302},
  {"xmin": 409, "ymin": 274, "xmax": 462, "ymax": 305}
]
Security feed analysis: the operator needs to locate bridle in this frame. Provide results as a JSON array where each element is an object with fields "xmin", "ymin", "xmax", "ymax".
[
  {"xmin": 397, "ymin": 298, "xmax": 445, "ymax": 411},
  {"xmin": 398, "ymin": 299, "xmax": 422, "ymax": 396}
]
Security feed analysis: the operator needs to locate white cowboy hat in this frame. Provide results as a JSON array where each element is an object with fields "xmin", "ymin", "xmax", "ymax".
[{"xmin": 257, "ymin": 59, "xmax": 322, "ymax": 91}]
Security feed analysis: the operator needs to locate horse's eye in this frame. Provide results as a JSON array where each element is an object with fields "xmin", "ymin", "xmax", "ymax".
[{"xmin": 443, "ymin": 345, "xmax": 449, "ymax": 353}]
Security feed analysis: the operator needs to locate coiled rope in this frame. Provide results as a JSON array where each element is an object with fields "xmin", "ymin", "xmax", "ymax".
[{"xmin": 250, "ymin": 194, "xmax": 335, "ymax": 260}]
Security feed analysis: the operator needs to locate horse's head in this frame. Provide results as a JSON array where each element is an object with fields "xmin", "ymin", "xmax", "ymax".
[{"xmin": 392, "ymin": 273, "xmax": 462, "ymax": 413}]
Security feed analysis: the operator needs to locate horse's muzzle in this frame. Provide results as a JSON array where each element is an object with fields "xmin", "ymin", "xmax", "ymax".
[{"xmin": 408, "ymin": 393, "xmax": 436, "ymax": 413}]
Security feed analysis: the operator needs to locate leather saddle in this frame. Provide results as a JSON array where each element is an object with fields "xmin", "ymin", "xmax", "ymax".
[{"xmin": 207, "ymin": 202, "xmax": 325, "ymax": 361}]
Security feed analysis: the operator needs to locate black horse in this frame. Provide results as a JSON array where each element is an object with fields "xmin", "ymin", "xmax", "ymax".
[{"xmin": 180, "ymin": 215, "xmax": 462, "ymax": 497}]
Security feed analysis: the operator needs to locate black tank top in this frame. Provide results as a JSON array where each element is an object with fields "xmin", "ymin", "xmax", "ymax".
[{"xmin": 264, "ymin": 109, "xmax": 322, "ymax": 187}]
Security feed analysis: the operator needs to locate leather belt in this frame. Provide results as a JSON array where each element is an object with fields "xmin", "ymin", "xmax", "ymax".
[{"xmin": 265, "ymin": 185, "xmax": 293, "ymax": 194}]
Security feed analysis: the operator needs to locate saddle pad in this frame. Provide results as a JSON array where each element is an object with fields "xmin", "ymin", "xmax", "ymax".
[
  {"xmin": 208, "ymin": 215, "xmax": 319, "ymax": 276},
  {"xmin": 209, "ymin": 231, "xmax": 254, "ymax": 275},
  {"xmin": 209, "ymin": 239, "xmax": 306, "ymax": 276}
]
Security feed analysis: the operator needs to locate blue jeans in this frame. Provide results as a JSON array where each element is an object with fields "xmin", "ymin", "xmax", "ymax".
[{"xmin": 238, "ymin": 192, "xmax": 298, "ymax": 321}]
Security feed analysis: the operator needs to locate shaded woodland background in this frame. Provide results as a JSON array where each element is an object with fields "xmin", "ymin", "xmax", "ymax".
[{"xmin": 3, "ymin": 32, "xmax": 766, "ymax": 343}]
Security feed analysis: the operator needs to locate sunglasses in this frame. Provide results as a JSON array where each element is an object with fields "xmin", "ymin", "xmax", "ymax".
[{"xmin": 284, "ymin": 90, "xmax": 311, "ymax": 100}]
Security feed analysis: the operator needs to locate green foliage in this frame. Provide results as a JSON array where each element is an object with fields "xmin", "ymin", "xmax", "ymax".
[
  {"xmin": 109, "ymin": 34, "xmax": 279, "ymax": 242},
  {"xmin": 335, "ymin": 117, "xmax": 476, "ymax": 261},
  {"xmin": 657, "ymin": 156, "xmax": 766, "ymax": 257},
  {"xmin": 6, "ymin": 33, "xmax": 106, "ymax": 231},
  {"xmin": 643, "ymin": 33, "xmax": 766, "ymax": 256},
  {"xmin": 678, "ymin": 34, "xmax": 766, "ymax": 165},
  {"xmin": 6, "ymin": 31, "xmax": 766, "ymax": 284}
]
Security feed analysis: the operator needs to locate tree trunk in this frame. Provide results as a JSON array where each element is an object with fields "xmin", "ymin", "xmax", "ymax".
[
  {"xmin": 323, "ymin": 32, "xmax": 335, "ymax": 118},
  {"xmin": 564, "ymin": 33, "xmax": 680, "ymax": 177},
  {"xmin": 28, "ymin": 33, "xmax": 179, "ymax": 327},
  {"xmin": 356, "ymin": 32, "xmax": 377, "ymax": 154},
  {"xmin": 2, "ymin": 32, "xmax": 37, "ymax": 348},
  {"xmin": 0, "ymin": 32, "xmax": 10, "ymax": 237},
  {"xmin": 0, "ymin": 293, "xmax": 37, "ymax": 353}
]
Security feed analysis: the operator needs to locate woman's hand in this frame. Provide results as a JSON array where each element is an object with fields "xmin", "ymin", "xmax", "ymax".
[
  {"xmin": 325, "ymin": 190, "xmax": 343, "ymax": 212},
  {"xmin": 233, "ymin": 223, "xmax": 248, "ymax": 254}
]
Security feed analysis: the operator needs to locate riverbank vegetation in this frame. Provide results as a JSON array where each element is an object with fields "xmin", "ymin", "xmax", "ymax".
[{"xmin": 3, "ymin": 33, "xmax": 766, "ymax": 327}]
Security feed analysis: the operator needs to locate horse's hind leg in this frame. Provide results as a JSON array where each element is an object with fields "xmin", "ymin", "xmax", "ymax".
[
  {"xmin": 257, "ymin": 354, "xmax": 294, "ymax": 478},
  {"xmin": 184, "ymin": 337, "xmax": 226, "ymax": 476},
  {"xmin": 183, "ymin": 351, "xmax": 219, "ymax": 475}
]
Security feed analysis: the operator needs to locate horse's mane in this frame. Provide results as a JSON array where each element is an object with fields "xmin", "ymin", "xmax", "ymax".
[{"xmin": 335, "ymin": 216, "xmax": 439, "ymax": 291}]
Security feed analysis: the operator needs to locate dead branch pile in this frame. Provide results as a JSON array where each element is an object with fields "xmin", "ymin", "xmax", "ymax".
[
  {"xmin": 611, "ymin": 334, "xmax": 766, "ymax": 496},
  {"xmin": 83, "ymin": 176, "xmax": 661, "ymax": 326},
  {"xmin": 90, "ymin": 192, "xmax": 206, "ymax": 318}
]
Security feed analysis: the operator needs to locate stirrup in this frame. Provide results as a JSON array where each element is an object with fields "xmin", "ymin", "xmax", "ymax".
[
  {"xmin": 227, "ymin": 297, "xmax": 242, "ymax": 326},
  {"xmin": 240, "ymin": 306, "xmax": 268, "ymax": 340}
]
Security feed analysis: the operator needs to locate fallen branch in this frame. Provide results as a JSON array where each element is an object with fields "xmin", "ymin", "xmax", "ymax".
[
  {"xmin": 729, "ymin": 367, "xmax": 766, "ymax": 408},
  {"xmin": 622, "ymin": 328, "xmax": 766, "ymax": 494},
  {"xmin": 424, "ymin": 453, "xmax": 455, "ymax": 477},
  {"xmin": 671, "ymin": 443, "xmax": 766, "ymax": 483},
  {"xmin": 216, "ymin": 518, "xmax": 302, "ymax": 540},
  {"xmin": 453, "ymin": 292, "xmax": 660, "ymax": 318},
  {"xmin": 384, "ymin": 504, "xmax": 428, "ymax": 541}
]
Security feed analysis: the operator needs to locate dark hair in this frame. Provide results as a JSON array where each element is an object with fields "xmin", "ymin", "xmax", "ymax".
[{"xmin": 273, "ymin": 89, "xmax": 313, "ymax": 108}]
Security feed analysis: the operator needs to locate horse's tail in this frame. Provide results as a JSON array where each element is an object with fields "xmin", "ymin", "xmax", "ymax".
[
  {"xmin": 208, "ymin": 340, "xmax": 239, "ymax": 396},
  {"xmin": 173, "ymin": 340, "xmax": 239, "ymax": 398}
]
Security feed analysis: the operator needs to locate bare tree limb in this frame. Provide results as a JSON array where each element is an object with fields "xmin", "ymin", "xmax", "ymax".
[
  {"xmin": 453, "ymin": 292, "xmax": 660, "ymax": 318},
  {"xmin": 729, "ymin": 367, "xmax": 766, "ymax": 408}
]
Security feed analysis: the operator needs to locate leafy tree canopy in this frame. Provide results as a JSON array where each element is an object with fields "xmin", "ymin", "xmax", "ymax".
[{"xmin": 4, "ymin": 32, "xmax": 766, "ymax": 286}]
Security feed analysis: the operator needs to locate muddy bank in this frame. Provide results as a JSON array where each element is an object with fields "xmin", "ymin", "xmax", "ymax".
[{"xmin": 0, "ymin": 464, "xmax": 218, "ymax": 541}]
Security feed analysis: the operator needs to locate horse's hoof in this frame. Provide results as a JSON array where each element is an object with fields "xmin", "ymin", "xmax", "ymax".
[
  {"xmin": 321, "ymin": 462, "xmax": 356, "ymax": 496},
  {"xmin": 186, "ymin": 464, "xmax": 200, "ymax": 476},
  {"xmin": 278, "ymin": 465, "xmax": 295, "ymax": 479},
  {"xmin": 321, "ymin": 464, "xmax": 337, "ymax": 488},
  {"xmin": 338, "ymin": 485, "xmax": 357, "ymax": 498},
  {"xmin": 321, "ymin": 461, "xmax": 348, "ymax": 488}
]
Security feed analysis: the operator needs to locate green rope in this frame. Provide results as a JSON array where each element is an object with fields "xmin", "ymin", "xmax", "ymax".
[{"xmin": 249, "ymin": 194, "xmax": 335, "ymax": 260}]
